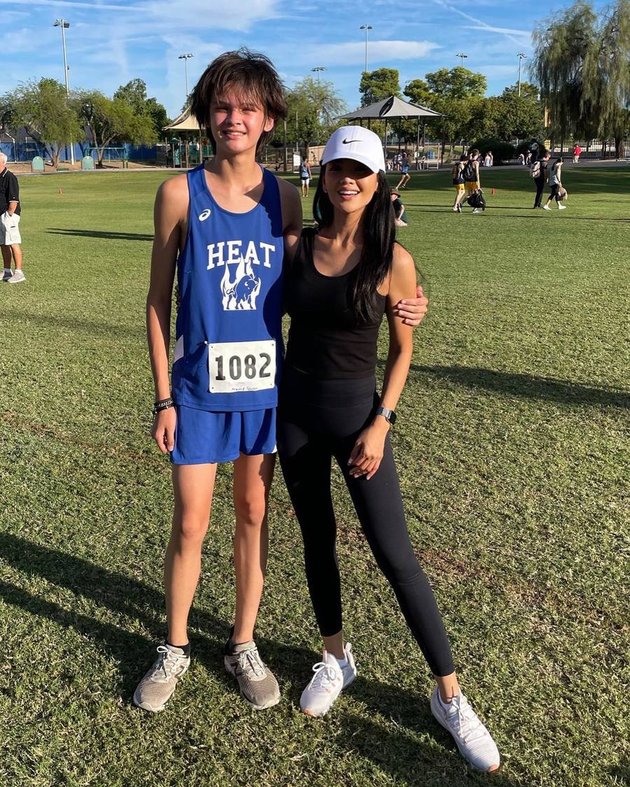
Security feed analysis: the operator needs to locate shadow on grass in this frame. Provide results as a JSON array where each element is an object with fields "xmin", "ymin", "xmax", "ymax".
[
  {"xmin": 339, "ymin": 685, "xmax": 520, "ymax": 786},
  {"xmin": 405, "ymin": 365, "xmax": 630, "ymax": 409},
  {"xmin": 0, "ymin": 532, "xmax": 521, "ymax": 783},
  {"xmin": 5, "ymin": 308, "xmax": 142, "ymax": 340},
  {"xmin": 47, "ymin": 228, "xmax": 153, "ymax": 242}
]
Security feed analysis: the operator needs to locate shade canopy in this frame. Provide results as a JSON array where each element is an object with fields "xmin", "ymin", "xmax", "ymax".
[
  {"xmin": 340, "ymin": 95, "xmax": 441, "ymax": 121},
  {"xmin": 163, "ymin": 110, "xmax": 201, "ymax": 131}
]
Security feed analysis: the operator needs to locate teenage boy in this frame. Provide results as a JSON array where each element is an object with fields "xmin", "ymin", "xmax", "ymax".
[{"xmin": 135, "ymin": 49, "xmax": 427, "ymax": 714}]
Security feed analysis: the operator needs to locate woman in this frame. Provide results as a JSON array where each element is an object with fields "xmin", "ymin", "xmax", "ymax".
[
  {"xmin": 299, "ymin": 157, "xmax": 312, "ymax": 198},
  {"xmin": 278, "ymin": 126, "xmax": 500, "ymax": 773},
  {"xmin": 544, "ymin": 157, "xmax": 567, "ymax": 210}
]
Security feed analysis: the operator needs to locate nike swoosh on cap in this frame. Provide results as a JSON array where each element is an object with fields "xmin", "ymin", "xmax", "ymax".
[{"xmin": 342, "ymin": 139, "xmax": 361, "ymax": 144}]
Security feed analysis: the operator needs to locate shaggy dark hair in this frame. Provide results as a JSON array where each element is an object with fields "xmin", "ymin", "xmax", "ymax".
[
  {"xmin": 190, "ymin": 48, "xmax": 287, "ymax": 154},
  {"xmin": 312, "ymin": 167, "xmax": 396, "ymax": 323}
]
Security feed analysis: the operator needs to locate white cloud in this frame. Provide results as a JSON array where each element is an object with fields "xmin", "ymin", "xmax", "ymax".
[{"xmin": 302, "ymin": 40, "xmax": 441, "ymax": 68}]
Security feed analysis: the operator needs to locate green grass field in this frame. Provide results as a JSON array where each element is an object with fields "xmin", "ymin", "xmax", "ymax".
[{"xmin": 1, "ymin": 165, "xmax": 628, "ymax": 786}]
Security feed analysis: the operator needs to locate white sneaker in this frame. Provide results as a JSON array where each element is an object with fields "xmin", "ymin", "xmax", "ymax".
[
  {"xmin": 472, "ymin": 208, "xmax": 481, "ymax": 214},
  {"xmin": 543, "ymin": 204, "xmax": 551, "ymax": 211},
  {"xmin": 7, "ymin": 269, "xmax": 25, "ymax": 283},
  {"xmin": 300, "ymin": 644, "xmax": 357, "ymax": 717},
  {"xmin": 430, "ymin": 687, "xmax": 500, "ymax": 772},
  {"xmin": 558, "ymin": 203, "xmax": 567, "ymax": 210}
]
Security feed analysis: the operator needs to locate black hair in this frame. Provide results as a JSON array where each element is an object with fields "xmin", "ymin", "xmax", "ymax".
[
  {"xmin": 190, "ymin": 48, "xmax": 287, "ymax": 154},
  {"xmin": 312, "ymin": 166, "xmax": 395, "ymax": 323}
]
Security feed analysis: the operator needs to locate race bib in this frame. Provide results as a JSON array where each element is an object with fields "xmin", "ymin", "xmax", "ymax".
[{"xmin": 208, "ymin": 340, "xmax": 276, "ymax": 394}]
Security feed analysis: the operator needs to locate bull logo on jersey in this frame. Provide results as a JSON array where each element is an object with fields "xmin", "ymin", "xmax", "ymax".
[{"xmin": 221, "ymin": 257, "xmax": 261, "ymax": 310}]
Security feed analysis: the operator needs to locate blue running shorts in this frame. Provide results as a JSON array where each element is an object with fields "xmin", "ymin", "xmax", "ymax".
[{"xmin": 171, "ymin": 405, "xmax": 277, "ymax": 465}]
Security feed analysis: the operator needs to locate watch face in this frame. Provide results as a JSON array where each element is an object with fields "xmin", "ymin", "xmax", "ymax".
[{"xmin": 377, "ymin": 406, "xmax": 396, "ymax": 424}]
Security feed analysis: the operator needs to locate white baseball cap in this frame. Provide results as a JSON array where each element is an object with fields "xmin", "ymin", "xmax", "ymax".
[{"xmin": 321, "ymin": 126, "xmax": 386, "ymax": 173}]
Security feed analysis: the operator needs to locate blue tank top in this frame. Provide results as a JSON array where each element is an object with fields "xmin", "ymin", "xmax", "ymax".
[{"xmin": 172, "ymin": 165, "xmax": 284, "ymax": 412}]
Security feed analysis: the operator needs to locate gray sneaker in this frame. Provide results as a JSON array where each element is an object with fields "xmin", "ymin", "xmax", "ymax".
[
  {"xmin": 133, "ymin": 644, "xmax": 190, "ymax": 712},
  {"xmin": 2, "ymin": 269, "xmax": 12, "ymax": 281},
  {"xmin": 6, "ymin": 269, "xmax": 25, "ymax": 284},
  {"xmin": 224, "ymin": 639, "xmax": 280, "ymax": 710}
]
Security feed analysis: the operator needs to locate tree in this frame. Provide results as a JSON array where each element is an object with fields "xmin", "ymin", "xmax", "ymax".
[
  {"xmin": 8, "ymin": 78, "xmax": 81, "ymax": 168},
  {"xmin": 532, "ymin": 0, "xmax": 630, "ymax": 156},
  {"xmin": 425, "ymin": 67, "xmax": 486, "ymax": 99},
  {"xmin": 75, "ymin": 90, "xmax": 157, "ymax": 167},
  {"xmin": 582, "ymin": 0, "xmax": 630, "ymax": 157},
  {"xmin": 283, "ymin": 77, "xmax": 346, "ymax": 152},
  {"xmin": 421, "ymin": 68, "xmax": 487, "ymax": 159},
  {"xmin": 114, "ymin": 79, "xmax": 170, "ymax": 139},
  {"xmin": 531, "ymin": 1, "xmax": 598, "ymax": 146},
  {"xmin": 359, "ymin": 68, "xmax": 401, "ymax": 106}
]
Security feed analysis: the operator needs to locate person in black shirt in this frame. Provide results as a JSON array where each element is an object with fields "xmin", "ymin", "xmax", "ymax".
[
  {"xmin": 0, "ymin": 153, "xmax": 24, "ymax": 283},
  {"xmin": 531, "ymin": 149, "xmax": 550, "ymax": 209},
  {"xmin": 278, "ymin": 126, "xmax": 500, "ymax": 772}
]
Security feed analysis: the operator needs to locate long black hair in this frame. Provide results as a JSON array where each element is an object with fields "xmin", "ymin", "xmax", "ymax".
[{"xmin": 312, "ymin": 166, "xmax": 395, "ymax": 323}]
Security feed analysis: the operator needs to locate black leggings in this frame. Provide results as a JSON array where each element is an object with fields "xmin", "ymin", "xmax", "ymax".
[
  {"xmin": 277, "ymin": 367, "xmax": 455, "ymax": 677},
  {"xmin": 533, "ymin": 176, "xmax": 546, "ymax": 207},
  {"xmin": 548, "ymin": 183, "xmax": 561, "ymax": 202}
]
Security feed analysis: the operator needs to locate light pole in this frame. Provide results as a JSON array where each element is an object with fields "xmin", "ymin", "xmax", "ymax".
[
  {"xmin": 456, "ymin": 52, "xmax": 468, "ymax": 67},
  {"xmin": 311, "ymin": 66, "xmax": 326, "ymax": 82},
  {"xmin": 517, "ymin": 53, "xmax": 526, "ymax": 96},
  {"xmin": 178, "ymin": 53, "xmax": 194, "ymax": 101},
  {"xmin": 53, "ymin": 18, "xmax": 74, "ymax": 165},
  {"xmin": 360, "ymin": 25, "xmax": 373, "ymax": 73}
]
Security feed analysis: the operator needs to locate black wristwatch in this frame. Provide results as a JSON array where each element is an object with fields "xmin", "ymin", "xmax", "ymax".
[{"xmin": 375, "ymin": 406, "xmax": 397, "ymax": 425}]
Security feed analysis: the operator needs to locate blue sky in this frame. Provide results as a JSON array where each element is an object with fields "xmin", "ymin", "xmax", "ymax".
[{"xmin": 5, "ymin": 0, "xmax": 609, "ymax": 119}]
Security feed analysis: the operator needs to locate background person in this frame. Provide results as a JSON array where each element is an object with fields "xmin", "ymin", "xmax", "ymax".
[
  {"xmin": 462, "ymin": 148, "xmax": 481, "ymax": 212},
  {"xmin": 395, "ymin": 151, "xmax": 411, "ymax": 189},
  {"xmin": 299, "ymin": 157, "xmax": 312, "ymax": 198},
  {"xmin": 278, "ymin": 126, "xmax": 500, "ymax": 774},
  {"xmin": 0, "ymin": 152, "xmax": 25, "ymax": 284},
  {"xmin": 391, "ymin": 189, "xmax": 408, "ymax": 226},
  {"xmin": 451, "ymin": 153, "xmax": 467, "ymax": 212},
  {"xmin": 531, "ymin": 149, "xmax": 550, "ymax": 209},
  {"xmin": 544, "ymin": 157, "xmax": 567, "ymax": 210}
]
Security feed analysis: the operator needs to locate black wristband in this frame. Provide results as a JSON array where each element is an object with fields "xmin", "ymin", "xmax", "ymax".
[{"xmin": 153, "ymin": 397, "xmax": 174, "ymax": 415}]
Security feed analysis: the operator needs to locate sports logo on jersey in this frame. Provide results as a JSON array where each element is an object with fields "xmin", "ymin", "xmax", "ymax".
[
  {"xmin": 198, "ymin": 208, "xmax": 212, "ymax": 222},
  {"xmin": 221, "ymin": 257, "xmax": 261, "ymax": 310}
]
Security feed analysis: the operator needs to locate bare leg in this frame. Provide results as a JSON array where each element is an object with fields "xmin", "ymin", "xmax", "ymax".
[
  {"xmin": 11, "ymin": 244, "xmax": 23, "ymax": 271},
  {"xmin": 322, "ymin": 631, "xmax": 345, "ymax": 660},
  {"xmin": 231, "ymin": 452, "xmax": 276, "ymax": 643},
  {"xmin": 435, "ymin": 671, "xmax": 461, "ymax": 701},
  {"xmin": 165, "ymin": 463, "xmax": 217, "ymax": 646}
]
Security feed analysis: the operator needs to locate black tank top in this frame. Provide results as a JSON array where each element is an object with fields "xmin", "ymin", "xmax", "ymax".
[{"xmin": 284, "ymin": 228, "xmax": 387, "ymax": 379}]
